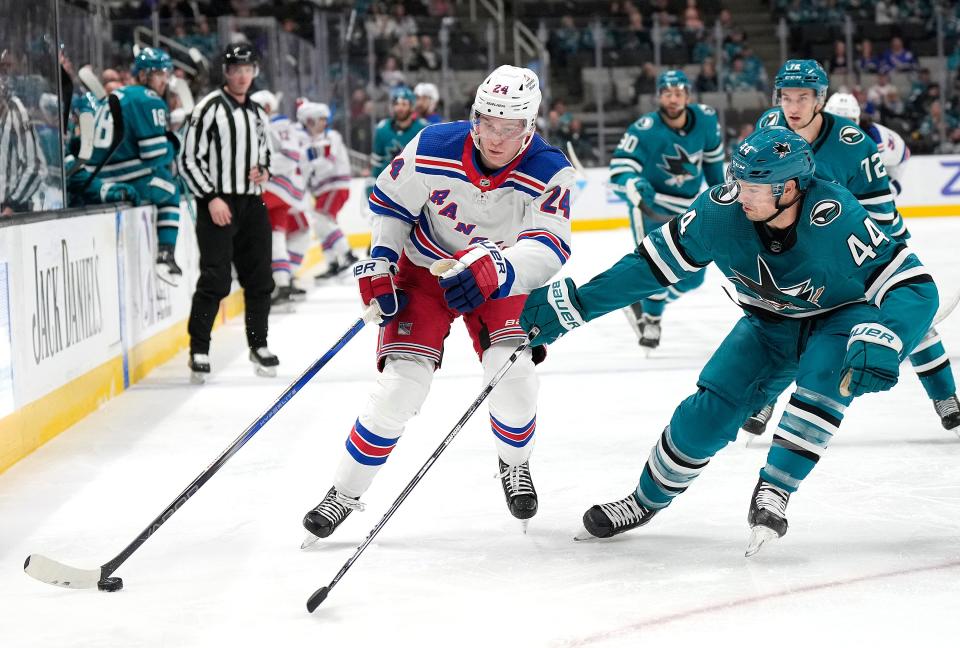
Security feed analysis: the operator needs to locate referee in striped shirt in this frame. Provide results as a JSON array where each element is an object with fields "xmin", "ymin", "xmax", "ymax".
[
  {"xmin": 180, "ymin": 44, "xmax": 279, "ymax": 380},
  {"xmin": 0, "ymin": 80, "xmax": 44, "ymax": 214}
]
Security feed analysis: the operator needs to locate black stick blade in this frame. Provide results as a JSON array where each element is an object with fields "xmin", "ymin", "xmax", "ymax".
[{"xmin": 306, "ymin": 586, "xmax": 330, "ymax": 613}]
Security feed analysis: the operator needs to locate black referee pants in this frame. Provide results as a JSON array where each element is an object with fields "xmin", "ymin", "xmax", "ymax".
[{"xmin": 188, "ymin": 194, "xmax": 274, "ymax": 353}]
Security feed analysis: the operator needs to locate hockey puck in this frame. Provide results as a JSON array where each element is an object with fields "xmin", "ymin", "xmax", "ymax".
[
  {"xmin": 97, "ymin": 577, "xmax": 124, "ymax": 592},
  {"xmin": 306, "ymin": 586, "xmax": 329, "ymax": 612}
]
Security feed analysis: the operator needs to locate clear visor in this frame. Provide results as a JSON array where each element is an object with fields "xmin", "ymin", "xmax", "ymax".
[
  {"xmin": 471, "ymin": 114, "xmax": 530, "ymax": 141},
  {"xmin": 146, "ymin": 68, "xmax": 171, "ymax": 82},
  {"xmin": 224, "ymin": 63, "xmax": 260, "ymax": 79},
  {"xmin": 723, "ymin": 166, "xmax": 773, "ymax": 200}
]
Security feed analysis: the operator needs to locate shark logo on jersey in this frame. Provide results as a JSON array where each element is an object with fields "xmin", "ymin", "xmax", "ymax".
[
  {"xmin": 659, "ymin": 144, "xmax": 701, "ymax": 187},
  {"xmin": 810, "ymin": 199, "xmax": 842, "ymax": 226},
  {"xmin": 729, "ymin": 256, "xmax": 824, "ymax": 311},
  {"xmin": 709, "ymin": 183, "xmax": 740, "ymax": 205},
  {"xmin": 773, "ymin": 142, "xmax": 791, "ymax": 158},
  {"xmin": 759, "ymin": 112, "xmax": 780, "ymax": 128},
  {"xmin": 839, "ymin": 125, "xmax": 865, "ymax": 145}
]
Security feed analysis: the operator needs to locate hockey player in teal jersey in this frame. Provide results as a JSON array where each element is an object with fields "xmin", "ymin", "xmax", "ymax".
[
  {"xmin": 520, "ymin": 128, "xmax": 938, "ymax": 555},
  {"xmin": 608, "ymin": 70, "xmax": 724, "ymax": 350},
  {"xmin": 746, "ymin": 59, "xmax": 959, "ymax": 434},
  {"xmin": 369, "ymin": 86, "xmax": 427, "ymax": 193},
  {"xmin": 85, "ymin": 48, "xmax": 183, "ymax": 285}
]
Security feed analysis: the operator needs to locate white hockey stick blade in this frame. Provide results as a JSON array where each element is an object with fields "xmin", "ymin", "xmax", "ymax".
[
  {"xmin": 744, "ymin": 526, "xmax": 780, "ymax": 558},
  {"xmin": 24, "ymin": 554, "xmax": 102, "ymax": 589},
  {"xmin": 934, "ymin": 288, "xmax": 960, "ymax": 326}
]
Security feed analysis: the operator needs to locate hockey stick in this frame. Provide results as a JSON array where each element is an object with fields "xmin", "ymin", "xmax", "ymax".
[
  {"xmin": 78, "ymin": 93, "xmax": 124, "ymax": 195},
  {"xmin": 934, "ymin": 286, "xmax": 960, "ymax": 326},
  {"xmin": 24, "ymin": 305, "xmax": 379, "ymax": 593}
]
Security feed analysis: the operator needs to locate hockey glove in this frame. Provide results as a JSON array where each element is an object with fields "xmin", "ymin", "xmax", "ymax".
[
  {"xmin": 625, "ymin": 177, "xmax": 656, "ymax": 209},
  {"xmin": 520, "ymin": 278, "xmax": 586, "ymax": 347},
  {"xmin": 839, "ymin": 323, "xmax": 902, "ymax": 397},
  {"xmin": 438, "ymin": 241, "xmax": 512, "ymax": 313},
  {"xmin": 101, "ymin": 182, "xmax": 141, "ymax": 205},
  {"xmin": 353, "ymin": 257, "xmax": 408, "ymax": 326}
]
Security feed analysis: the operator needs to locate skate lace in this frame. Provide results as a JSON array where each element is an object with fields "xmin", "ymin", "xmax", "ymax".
[
  {"xmin": 934, "ymin": 396, "xmax": 960, "ymax": 418},
  {"xmin": 640, "ymin": 315, "xmax": 661, "ymax": 340},
  {"xmin": 598, "ymin": 495, "xmax": 647, "ymax": 529},
  {"xmin": 498, "ymin": 462, "xmax": 535, "ymax": 497},
  {"xmin": 316, "ymin": 490, "xmax": 365, "ymax": 522},
  {"xmin": 755, "ymin": 482, "xmax": 789, "ymax": 517},
  {"xmin": 753, "ymin": 404, "xmax": 775, "ymax": 424}
]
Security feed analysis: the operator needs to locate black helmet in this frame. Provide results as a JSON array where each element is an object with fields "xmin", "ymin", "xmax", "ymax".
[{"xmin": 223, "ymin": 43, "xmax": 259, "ymax": 66}]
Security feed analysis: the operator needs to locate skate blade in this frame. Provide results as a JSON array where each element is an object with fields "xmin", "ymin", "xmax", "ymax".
[
  {"xmin": 156, "ymin": 269, "xmax": 180, "ymax": 288},
  {"xmin": 745, "ymin": 525, "xmax": 780, "ymax": 557},
  {"xmin": 253, "ymin": 365, "xmax": 278, "ymax": 378},
  {"xmin": 300, "ymin": 533, "xmax": 321, "ymax": 550},
  {"xmin": 190, "ymin": 372, "xmax": 207, "ymax": 385},
  {"xmin": 520, "ymin": 519, "xmax": 530, "ymax": 534},
  {"xmin": 642, "ymin": 346, "xmax": 656, "ymax": 358},
  {"xmin": 573, "ymin": 525, "xmax": 599, "ymax": 542},
  {"xmin": 621, "ymin": 307, "xmax": 642, "ymax": 340}
]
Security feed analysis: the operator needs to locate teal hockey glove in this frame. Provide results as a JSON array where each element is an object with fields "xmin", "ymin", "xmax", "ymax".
[
  {"xmin": 101, "ymin": 182, "xmax": 141, "ymax": 205},
  {"xmin": 520, "ymin": 278, "xmax": 586, "ymax": 346},
  {"xmin": 839, "ymin": 323, "xmax": 902, "ymax": 397},
  {"xmin": 625, "ymin": 176, "xmax": 656, "ymax": 209}
]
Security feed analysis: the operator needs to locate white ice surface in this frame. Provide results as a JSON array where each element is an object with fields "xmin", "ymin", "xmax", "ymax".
[{"xmin": 2, "ymin": 221, "xmax": 960, "ymax": 647}]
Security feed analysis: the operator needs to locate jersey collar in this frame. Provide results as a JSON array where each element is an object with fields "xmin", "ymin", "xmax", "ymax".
[
  {"xmin": 810, "ymin": 112, "xmax": 834, "ymax": 153},
  {"xmin": 461, "ymin": 134, "xmax": 529, "ymax": 192}
]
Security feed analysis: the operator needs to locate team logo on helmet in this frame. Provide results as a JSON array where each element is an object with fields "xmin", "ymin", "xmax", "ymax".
[
  {"xmin": 759, "ymin": 112, "xmax": 780, "ymax": 128},
  {"xmin": 839, "ymin": 125, "xmax": 864, "ymax": 145},
  {"xmin": 810, "ymin": 199, "xmax": 842, "ymax": 226},
  {"xmin": 773, "ymin": 142, "xmax": 791, "ymax": 158}
]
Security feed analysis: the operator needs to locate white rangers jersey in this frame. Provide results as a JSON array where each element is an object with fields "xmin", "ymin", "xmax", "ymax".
[
  {"xmin": 369, "ymin": 121, "xmax": 575, "ymax": 297},
  {"xmin": 866, "ymin": 121, "xmax": 910, "ymax": 188},
  {"xmin": 264, "ymin": 114, "xmax": 308, "ymax": 208},
  {"xmin": 305, "ymin": 128, "xmax": 351, "ymax": 194}
]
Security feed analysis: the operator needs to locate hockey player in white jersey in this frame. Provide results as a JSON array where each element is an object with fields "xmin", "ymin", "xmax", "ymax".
[
  {"xmin": 302, "ymin": 65, "xmax": 575, "ymax": 542},
  {"xmin": 250, "ymin": 90, "xmax": 312, "ymax": 308},
  {"xmin": 824, "ymin": 92, "xmax": 910, "ymax": 196},
  {"xmin": 297, "ymin": 100, "xmax": 358, "ymax": 280}
]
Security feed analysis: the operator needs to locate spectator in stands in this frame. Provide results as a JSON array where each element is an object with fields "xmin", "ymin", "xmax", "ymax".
[
  {"xmin": 857, "ymin": 39, "xmax": 882, "ymax": 73},
  {"xmin": 632, "ymin": 62, "xmax": 658, "ymax": 102},
  {"xmin": 427, "ymin": 0, "xmax": 452, "ymax": 17},
  {"xmin": 909, "ymin": 68, "xmax": 933, "ymax": 104},
  {"xmin": 722, "ymin": 56, "xmax": 758, "ymax": 92},
  {"xmin": 621, "ymin": 9, "xmax": 651, "ymax": 51},
  {"xmin": 561, "ymin": 118, "xmax": 598, "ymax": 165},
  {"xmin": 546, "ymin": 98, "xmax": 573, "ymax": 141},
  {"xmin": 867, "ymin": 71, "xmax": 897, "ymax": 107},
  {"xmin": 740, "ymin": 46, "xmax": 767, "ymax": 91},
  {"xmin": 390, "ymin": 3, "xmax": 418, "ymax": 39},
  {"xmin": 875, "ymin": 1, "xmax": 899, "ymax": 25},
  {"xmin": 416, "ymin": 34, "xmax": 441, "ymax": 71},
  {"xmin": 880, "ymin": 85, "xmax": 907, "ymax": 122},
  {"xmin": 548, "ymin": 15, "xmax": 584, "ymax": 100},
  {"xmin": 391, "ymin": 33, "xmax": 420, "ymax": 71},
  {"xmin": 828, "ymin": 40, "xmax": 849, "ymax": 75},
  {"xmin": 379, "ymin": 55, "xmax": 406, "ymax": 91},
  {"xmin": 723, "ymin": 29, "xmax": 746, "ymax": 62},
  {"xmin": 691, "ymin": 34, "xmax": 714, "ymax": 63},
  {"xmin": 717, "ymin": 8, "xmax": 734, "ymax": 31},
  {"xmin": 683, "ymin": 0, "xmax": 704, "ymax": 35},
  {"xmin": 882, "ymin": 37, "xmax": 917, "ymax": 73},
  {"xmin": 696, "ymin": 57, "xmax": 719, "ymax": 93},
  {"xmin": 915, "ymin": 98, "xmax": 944, "ymax": 152}
]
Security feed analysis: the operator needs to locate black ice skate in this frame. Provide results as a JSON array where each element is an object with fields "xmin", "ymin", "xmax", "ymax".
[
  {"xmin": 270, "ymin": 286, "xmax": 297, "ymax": 313},
  {"xmin": 638, "ymin": 313, "xmax": 661, "ymax": 353},
  {"xmin": 498, "ymin": 459, "xmax": 538, "ymax": 527},
  {"xmin": 743, "ymin": 403, "xmax": 775, "ymax": 436},
  {"xmin": 575, "ymin": 492, "xmax": 658, "ymax": 540},
  {"xmin": 745, "ymin": 478, "xmax": 790, "ymax": 557},
  {"xmin": 314, "ymin": 250, "xmax": 359, "ymax": 282},
  {"xmin": 188, "ymin": 352, "xmax": 210, "ymax": 384},
  {"xmin": 301, "ymin": 487, "xmax": 365, "ymax": 548},
  {"xmin": 934, "ymin": 395, "xmax": 960, "ymax": 432},
  {"xmin": 288, "ymin": 282, "xmax": 308, "ymax": 301},
  {"xmin": 156, "ymin": 244, "xmax": 183, "ymax": 287},
  {"xmin": 249, "ymin": 347, "xmax": 279, "ymax": 377}
]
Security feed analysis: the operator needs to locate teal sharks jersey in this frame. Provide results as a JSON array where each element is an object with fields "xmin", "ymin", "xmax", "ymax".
[
  {"xmin": 86, "ymin": 85, "xmax": 173, "ymax": 182},
  {"xmin": 371, "ymin": 116, "xmax": 428, "ymax": 178},
  {"xmin": 757, "ymin": 109, "xmax": 905, "ymax": 240},
  {"xmin": 574, "ymin": 178, "xmax": 935, "ymax": 350},
  {"xmin": 609, "ymin": 103, "xmax": 724, "ymax": 218}
]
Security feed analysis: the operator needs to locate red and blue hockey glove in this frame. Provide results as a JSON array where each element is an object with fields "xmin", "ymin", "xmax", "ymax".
[
  {"xmin": 520, "ymin": 278, "xmax": 586, "ymax": 347},
  {"xmin": 839, "ymin": 323, "xmax": 902, "ymax": 397},
  {"xmin": 353, "ymin": 257, "xmax": 408, "ymax": 326},
  {"xmin": 437, "ymin": 241, "xmax": 511, "ymax": 313}
]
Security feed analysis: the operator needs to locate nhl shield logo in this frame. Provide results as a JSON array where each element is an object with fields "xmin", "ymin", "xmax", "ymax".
[
  {"xmin": 810, "ymin": 199, "xmax": 842, "ymax": 226},
  {"xmin": 839, "ymin": 125, "xmax": 864, "ymax": 145}
]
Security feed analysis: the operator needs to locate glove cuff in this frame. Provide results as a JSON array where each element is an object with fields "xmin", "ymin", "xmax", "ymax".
[
  {"xmin": 546, "ymin": 279, "xmax": 585, "ymax": 331},
  {"xmin": 848, "ymin": 323, "xmax": 903, "ymax": 354}
]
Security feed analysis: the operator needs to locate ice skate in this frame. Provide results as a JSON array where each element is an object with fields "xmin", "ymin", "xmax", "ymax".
[
  {"xmin": 622, "ymin": 302, "xmax": 644, "ymax": 341},
  {"xmin": 745, "ymin": 478, "xmax": 790, "ymax": 557},
  {"xmin": 638, "ymin": 313, "xmax": 661, "ymax": 355},
  {"xmin": 288, "ymin": 281, "xmax": 308, "ymax": 301},
  {"xmin": 301, "ymin": 487, "xmax": 365, "ymax": 548},
  {"xmin": 498, "ymin": 459, "xmax": 537, "ymax": 530},
  {"xmin": 933, "ymin": 395, "xmax": 960, "ymax": 432},
  {"xmin": 743, "ymin": 403, "xmax": 775, "ymax": 437},
  {"xmin": 575, "ymin": 492, "xmax": 657, "ymax": 540},
  {"xmin": 270, "ymin": 286, "xmax": 297, "ymax": 313},
  {"xmin": 188, "ymin": 352, "xmax": 210, "ymax": 384},
  {"xmin": 314, "ymin": 250, "xmax": 359, "ymax": 283},
  {"xmin": 249, "ymin": 347, "xmax": 279, "ymax": 377},
  {"xmin": 156, "ymin": 244, "xmax": 182, "ymax": 287}
]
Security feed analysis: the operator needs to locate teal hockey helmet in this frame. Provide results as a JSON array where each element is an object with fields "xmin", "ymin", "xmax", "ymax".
[
  {"xmin": 133, "ymin": 47, "xmax": 173, "ymax": 76},
  {"xmin": 773, "ymin": 59, "xmax": 828, "ymax": 105},
  {"xmin": 657, "ymin": 69, "xmax": 691, "ymax": 94},
  {"xmin": 728, "ymin": 126, "xmax": 815, "ymax": 197},
  {"xmin": 390, "ymin": 85, "xmax": 416, "ymax": 104}
]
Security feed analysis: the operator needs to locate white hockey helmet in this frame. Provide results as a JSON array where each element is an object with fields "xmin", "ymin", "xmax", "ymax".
[
  {"xmin": 250, "ymin": 89, "xmax": 279, "ymax": 114},
  {"xmin": 824, "ymin": 92, "xmax": 861, "ymax": 123},
  {"xmin": 414, "ymin": 82, "xmax": 439, "ymax": 104},
  {"xmin": 472, "ymin": 65, "xmax": 541, "ymax": 133},
  {"xmin": 297, "ymin": 101, "xmax": 330, "ymax": 124}
]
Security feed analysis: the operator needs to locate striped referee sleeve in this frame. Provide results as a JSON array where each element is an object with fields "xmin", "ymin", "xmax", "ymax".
[
  {"xmin": 1, "ymin": 96, "xmax": 43, "ymax": 207},
  {"xmin": 180, "ymin": 92, "xmax": 219, "ymax": 199}
]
